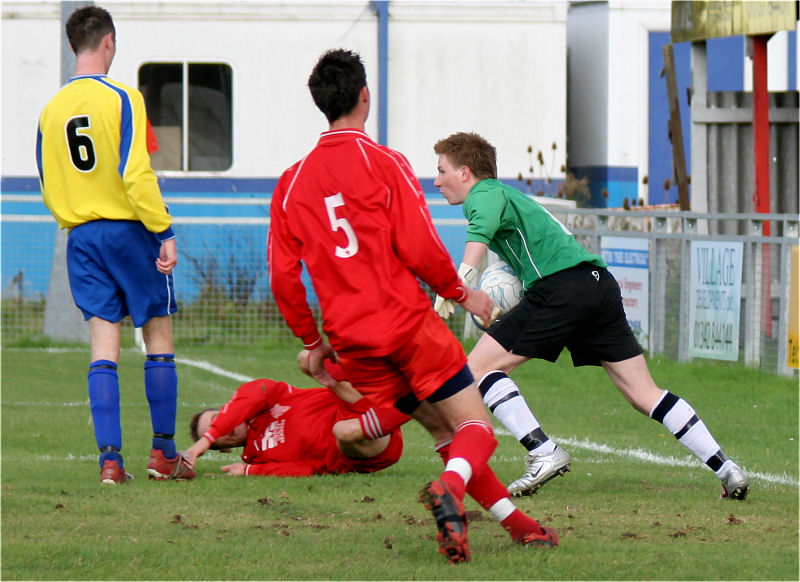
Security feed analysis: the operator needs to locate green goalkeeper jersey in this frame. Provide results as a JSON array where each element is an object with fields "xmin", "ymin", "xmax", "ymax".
[{"xmin": 463, "ymin": 178, "xmax": 606, "ymax": 290}]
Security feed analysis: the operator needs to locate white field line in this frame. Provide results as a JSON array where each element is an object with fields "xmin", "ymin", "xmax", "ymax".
[
  {"xmin": 175, "ymin": 357, "xmax": 254, "ymax": 383},
  {"xmin": 10, "ymin": 351, "xmax": 800, "ymax": 488},
  {"xmin": 150, "ymin": 357, "xmax": 800, "ymax": 489},
  {"xmin": 2, "ymin": 348, "xmax": 253, "ymax": 386},
  {"xmin": 493, "ymin": 429, "xmax": 799, "ymax": 488}
]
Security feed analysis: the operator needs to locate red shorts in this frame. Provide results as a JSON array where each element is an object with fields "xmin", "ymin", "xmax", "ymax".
[{"xmin": 337, "ymin": 309, "xmax": 468, "ymax": 407}]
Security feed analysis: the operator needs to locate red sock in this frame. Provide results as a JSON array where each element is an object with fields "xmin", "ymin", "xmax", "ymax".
[
  {"xmin": 357, "ymin": 405, "xmax": 410, "ymax": 440},
  {"xmin": 500, "ymin": 509, "xmax": 546, "ymax": 541},
  {"xmin": 436, "ymin": 440, "xmax": 544, "ymax": 539},
  {"xmin": 439, "ymin": 421, "xmax": 496, "ymax": 499},
  {"xmin": 435, "ymin": 440, "xmax": 452, "ymax": 463},
  {"xmin": 464, "ymin": 463, "xmax": 507, "ymax": 508}
]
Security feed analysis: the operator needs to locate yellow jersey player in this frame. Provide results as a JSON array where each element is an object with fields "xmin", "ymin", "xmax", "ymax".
[{"xmin": 36, "ymin": 5, "xmax": 193, "ymax": 484}]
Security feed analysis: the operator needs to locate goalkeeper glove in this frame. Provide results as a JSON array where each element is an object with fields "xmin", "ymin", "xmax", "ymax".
[
  {"xmin": 473, "ymin": 304, "xmax": 503, "ymax": 330},
  {"xmin": 433, "ymin": 263, "xmax": 477, "ymax": 320},
  {"xmin": 434, "ymin": 293, "xmax": 456, "ymax": 319}
]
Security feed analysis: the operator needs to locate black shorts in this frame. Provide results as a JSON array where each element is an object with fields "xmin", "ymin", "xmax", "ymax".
[{"xmin": 487, "ymin": 263, "xmax": 643, "ymax": 366}]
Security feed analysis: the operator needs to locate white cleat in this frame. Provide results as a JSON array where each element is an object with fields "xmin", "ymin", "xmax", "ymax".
[
  {"xmin": 720, "ymin": 463, "xmax": 750, "ymax": 500},
  {"xmin": 507, "ymin": 446, "xmax": 571, "ymax": 497}
]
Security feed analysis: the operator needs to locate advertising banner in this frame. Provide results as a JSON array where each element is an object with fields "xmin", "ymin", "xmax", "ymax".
[
  {"xmin": 601, "ymin": 237, "xmax": 650, "ymax": 351},
  {"xmin": 688, "ymin": 241, "xmax": 743, "ymax": 361}
]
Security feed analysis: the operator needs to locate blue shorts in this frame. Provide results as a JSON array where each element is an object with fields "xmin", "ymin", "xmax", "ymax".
[{"xmin": 66, "ymin": 220, "xmax": 177, "ymax": 327}]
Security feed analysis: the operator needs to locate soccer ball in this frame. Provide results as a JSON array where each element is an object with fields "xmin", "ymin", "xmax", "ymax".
[{"xmin": 470, "ymin": 261, "xmax": 523, "ymax": 331}]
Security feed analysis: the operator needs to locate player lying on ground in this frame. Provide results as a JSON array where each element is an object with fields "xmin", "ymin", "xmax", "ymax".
[
  {"xmin": 432, "ymin": 131, "xmax": 749, "ymax": 501},
  {"xmin": 184, "ymin": 351, "xmax": 558, "ymax": 553},
  {"xmin": 183, "ymin": 355, "xmax": 406, "ymax": 477}
]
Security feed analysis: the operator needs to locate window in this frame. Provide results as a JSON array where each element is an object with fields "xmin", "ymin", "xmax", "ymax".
[{"xmin": 139, "ymin": 62, "xmax": 232, "ymax": 171}]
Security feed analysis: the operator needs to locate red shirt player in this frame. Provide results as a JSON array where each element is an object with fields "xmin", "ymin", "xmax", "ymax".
[
  {"xmin": 185, "ymin": 377, "xmax": 403, "ymax": 477},
  {"xmin": 267, "ymin": 49, "xmax": 557, "ymax": 562}
]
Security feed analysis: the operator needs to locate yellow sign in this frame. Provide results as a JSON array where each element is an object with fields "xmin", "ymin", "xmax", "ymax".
[
  {"xmin": 789, "ymin": 245, "xmax": 799, "ymax": 369},
  {"xmin": 671, "ymin": 1, "xmax": 797, "ymax": 43}
]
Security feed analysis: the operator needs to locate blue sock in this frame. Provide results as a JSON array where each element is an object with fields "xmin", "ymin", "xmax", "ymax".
[
  {"xmin": 99, "ymin": 446, "xmax": 123, "ymax": 468},
  {"xmin": 88, "ymin": 360, "xmax": 122, "ymax": 468},
  {"xmin": 145, "ymin": 354, "xmax": 177, "ymax": 458}
]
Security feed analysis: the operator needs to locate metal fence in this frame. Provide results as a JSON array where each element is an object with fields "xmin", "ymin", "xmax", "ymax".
[
  {"xmin": 567, "ymin": 208, "xmax": 798, "ymax": 375},
  {"xmin": 2, "ymin": 198, "xmax": 797, "ymax": 376}
]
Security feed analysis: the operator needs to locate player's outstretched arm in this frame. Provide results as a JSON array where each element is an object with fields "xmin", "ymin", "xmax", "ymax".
[
  {"xmin": 462, "ymin": 241, "xmax": 488, "ymax": 268},
  {"xmin": 328, "ymin": 380, "xmax": 363, "ymax": 404},
  {"xmin": 221, "ymin": 463, "xmax": 247, "ymax": 476},
  {"xmin": 183, "ymin": 436, "xmax": 211, "ymax": 469}
]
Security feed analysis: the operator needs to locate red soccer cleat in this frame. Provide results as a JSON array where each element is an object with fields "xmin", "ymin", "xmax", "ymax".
[
  {"xmin": 100, "ymin": 460, "xmax": 133, "ymax": 484},
  {"xmin": 419, "ymin": 480, "xmax": 470, "ymax": 563},
  {"xmin": 146, "ymin": 449, "xmax": 196, "ymax": 481},
  {"xmin": 517, "ymin": 526, "xmax": 559, "ymax": 548}
]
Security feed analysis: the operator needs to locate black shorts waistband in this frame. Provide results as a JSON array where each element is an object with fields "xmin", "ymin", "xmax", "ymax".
[{"xmin": 528, "ymin": 262, "xmax": 605, "ymax": 291}]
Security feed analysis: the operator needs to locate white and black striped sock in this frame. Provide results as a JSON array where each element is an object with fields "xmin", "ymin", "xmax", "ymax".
[
  {"xmin": 478, "ymin": 370, "xmax": 555, "ymax": 455},
  {"xmin": 650, "ymin": 390, "xmax": 728, "ymax": 473}
]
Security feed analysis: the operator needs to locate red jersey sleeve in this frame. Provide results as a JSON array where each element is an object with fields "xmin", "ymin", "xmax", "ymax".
[
  {"xmin": 368, "ymin": 146, "xmax": 463, "ymax": 301},
  {"xmin": 205, "ymin": 379, "xmax": 292, "ymax": 443},
  {"xmin": 268, "ymin": 165, "xmax": 323, "ymax": 348}
]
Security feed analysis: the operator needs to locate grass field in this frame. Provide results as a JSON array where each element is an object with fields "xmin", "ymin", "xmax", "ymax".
[{"xmin": 2, "ymin": 340, "xmax": 798, "ymax": 580}]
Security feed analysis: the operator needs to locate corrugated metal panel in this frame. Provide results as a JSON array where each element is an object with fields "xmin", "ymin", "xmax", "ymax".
[{"xmin": 704, "ymin": 91, "xmax": 799, "ymax": 236}]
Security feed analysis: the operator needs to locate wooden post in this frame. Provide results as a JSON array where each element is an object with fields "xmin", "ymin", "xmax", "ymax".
[{"xmin": 662, "ymin": 44, "xmax": 691, "ymax": 211}]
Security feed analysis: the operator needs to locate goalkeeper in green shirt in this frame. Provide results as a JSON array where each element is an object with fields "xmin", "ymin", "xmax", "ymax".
[{"xmin": 432, "ymin": 131, "xmax": 749, "ymax": 501}]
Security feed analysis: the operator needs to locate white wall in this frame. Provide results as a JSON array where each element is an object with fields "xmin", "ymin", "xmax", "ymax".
[
  {"xmin": 2, "ymin": 3, "xmax": 62, "ymax": 177},
  {"xmin": 88, "ymin": 1, "xmax": 380, "ymax": 178},
  {"xmin": 566, "ymin": 1, "xmax": 609, "ymax": 168},
  {"xmin": 389, "ymin": 1, "xmax": 567, "ymax": 179},
  {"xmin": 568, "ymin": 1, "xmax": 672, "ymax": 202},
  {"xmin": 743, "ymin": 30, "xmax": 797, "ymax": 91},
  {"xmin": 607, "ymin": 1, "xmax": 670, "ymax": 174},
  {"xmin": 2, "ymin": 0, "xmax": 568, "ymax": 182},
  {"xmin": 608, "ymin": 1, "xmax": 670, "ymax": 202}
]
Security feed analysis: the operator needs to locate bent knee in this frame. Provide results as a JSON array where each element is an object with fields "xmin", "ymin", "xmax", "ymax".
[{"xmin": 332, "ymin": 418, "xmax": 363, "ymax": 443}]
